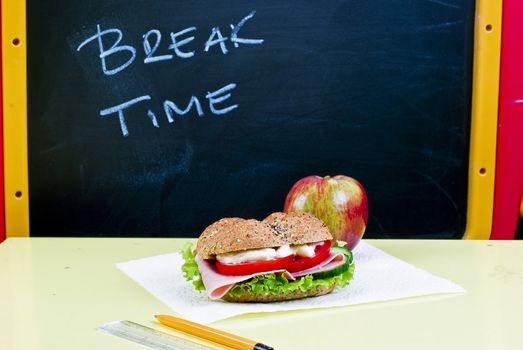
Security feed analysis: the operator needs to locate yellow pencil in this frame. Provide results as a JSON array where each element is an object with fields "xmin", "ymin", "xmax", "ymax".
[{"xmin": 155, "ymin": 314, "xmax": 274, "ymax": 350}]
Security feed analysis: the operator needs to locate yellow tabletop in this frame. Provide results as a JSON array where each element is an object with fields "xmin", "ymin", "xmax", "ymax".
[{"xmin": 1, "ymin": 238, "xmax": 522, "ymax": 350}]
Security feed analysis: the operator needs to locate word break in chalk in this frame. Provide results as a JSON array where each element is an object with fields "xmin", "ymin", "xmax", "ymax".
[{"xmin": 77, "ymin": 11, "xmax": 264, "ymax": 76}]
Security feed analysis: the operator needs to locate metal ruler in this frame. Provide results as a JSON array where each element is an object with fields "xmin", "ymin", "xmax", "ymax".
[{"xmin": 98, "ymin": 320, "xmax": 211, "ymax": 350}]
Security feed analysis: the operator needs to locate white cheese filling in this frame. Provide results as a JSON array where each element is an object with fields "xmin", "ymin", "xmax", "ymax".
[{"xmin": 216, "ymin": 242, "xmax": 322, "ymax": 264}]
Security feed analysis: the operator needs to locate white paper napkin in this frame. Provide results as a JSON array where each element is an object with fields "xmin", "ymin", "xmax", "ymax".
[{"xmin": 117, "ymin": 241, "xmax": 464, "ymax": 324}]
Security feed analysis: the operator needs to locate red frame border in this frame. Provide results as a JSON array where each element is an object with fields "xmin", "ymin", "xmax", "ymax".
[{"xmin": 491, "ymin": 0, "xmax": 523, "ymax": 239}]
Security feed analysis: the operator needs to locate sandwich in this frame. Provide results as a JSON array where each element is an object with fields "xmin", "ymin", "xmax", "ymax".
[{"xmin": 181, "ymin": 211, "xmax": 355, "ymax": 302}]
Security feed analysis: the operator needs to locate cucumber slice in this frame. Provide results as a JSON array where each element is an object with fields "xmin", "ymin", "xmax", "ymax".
[
  {"xmin": 331, "ymin": 246, "xmax": 353, "ymax": 264},
  {"xmin": 312, "ymin": 255, "xmax": 350, "ymax": 279}
]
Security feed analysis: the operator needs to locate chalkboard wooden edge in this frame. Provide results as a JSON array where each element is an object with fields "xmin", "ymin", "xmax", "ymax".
[
  {"xmin": 463, "ymin": 0, "xmax": 502, "ymax": 239},
  {"xmin": 2, "ymin": 0, "xmax": 30, "ymax": 237}
]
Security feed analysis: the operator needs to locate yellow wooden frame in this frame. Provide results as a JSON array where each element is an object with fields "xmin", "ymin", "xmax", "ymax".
[
  {"xmin": 2, "ymin": 1, "xmax": 501, "ymax": 238},
  {"xmin": 463, "ymin": 0, "xmax": 503, "ymax": 239},
  {"xmin": 2, "ymin": 0, "xmax": 28, "ymax": 237}
]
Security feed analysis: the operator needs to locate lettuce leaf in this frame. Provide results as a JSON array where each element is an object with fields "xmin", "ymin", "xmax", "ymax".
[
  {"xmin": 180, "ymin": 243, "xmax": 205, "ymax": 291},
  {"xmin": 180, "ymin": 243, "xmax": 355, "ymax": 297},
  {"xmin": 226, "ymin": 262, "xmax": 355, "ymax": 297}
]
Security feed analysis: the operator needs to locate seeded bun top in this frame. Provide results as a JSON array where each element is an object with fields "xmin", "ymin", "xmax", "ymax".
[
  {"xmin": 195, "ymin": 212, "xmax": 332, "ymax": 259},
  {"xmin": 195, "ymin": 218, "xmax": 286, "ymax": 259},
  {"xmin": 263, "ymin": 211, "xmax": 332, "ymax": 245}
]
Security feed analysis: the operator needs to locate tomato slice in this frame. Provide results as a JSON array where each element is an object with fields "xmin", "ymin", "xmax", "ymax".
[
  {"xmin": 286, "ymin": 240, "xmax": 332, "ymax": 272},
  {"xmin": 213, "ymin": 240, "xmax": 332, "ymax": 275},
  {"xmin": 215, "ymin": 254, "xmax": 294, "ymax": 276}
]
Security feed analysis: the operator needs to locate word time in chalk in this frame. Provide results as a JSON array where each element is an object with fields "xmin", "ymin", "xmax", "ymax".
[
  {"xmin": 98, "ymin": 84, "xmax": 239, "ymax": 137},
  {"xmin": 74, "ymin": 11, "xmax": 264, "ymax": 137}
]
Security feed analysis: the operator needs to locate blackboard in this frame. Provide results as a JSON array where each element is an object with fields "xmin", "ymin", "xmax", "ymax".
[{"xmin": 27, "ymin": 0, "xmax": 475, "ymax": 238}]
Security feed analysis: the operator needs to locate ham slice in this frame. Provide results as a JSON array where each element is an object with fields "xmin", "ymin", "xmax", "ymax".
[
  {"xmin": 196, "ymin": 251, "xmax": 347, "ymax": 299},
  {"xmin": 195, "ymin": 255, "xmax": 295, "ymax": 299},
  {"xmin": 291, "ymin": 252, "xmax": 346, "ymax": 277}
]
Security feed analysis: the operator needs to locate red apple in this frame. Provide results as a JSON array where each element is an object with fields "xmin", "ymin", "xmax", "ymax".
[{"xmin": 284, "ymin": 175, "xmax": 368, "ymax": 251}]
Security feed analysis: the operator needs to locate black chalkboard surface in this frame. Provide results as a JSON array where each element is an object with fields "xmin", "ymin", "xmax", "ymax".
[{"xmin": 27, "ymin": 0, "xmax": 475, "ymax": 238}]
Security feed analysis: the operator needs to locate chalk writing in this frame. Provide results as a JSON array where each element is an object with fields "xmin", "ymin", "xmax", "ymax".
[
  {"xmin": 99, "ymin": 83, "xmax": 238, "ymax": 137},
  {"xmin": 230, "ymin": 10, "xmax": 264, "ymax": 48},
  {"xmin": 169, "ymin": 27, "xmax": 197, "ymax": 58},
  {"xmin": 75, "ymin": 11, "xmax": 262, "ymax": 137},
  {"xmin": 204, "ymin": 27, "xmax": 229, "ymax": 54},
  {"xmin": 143, "ymin": 29, "xmax": 173, "ymax": 64},
  {"xmin": 77, "ymin": 10, "xmax": 263, "ymax": 76},
  {"xmin": 99, "ymin": 95, "xmax": 151, "ymax": 137},
  {"xmin": 206, "ymin": 83, "xmax": 239, "ymax": 115},
  {"xmin": 77, "ymin": 25, "xmax": 136, "ymax": 76}
]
